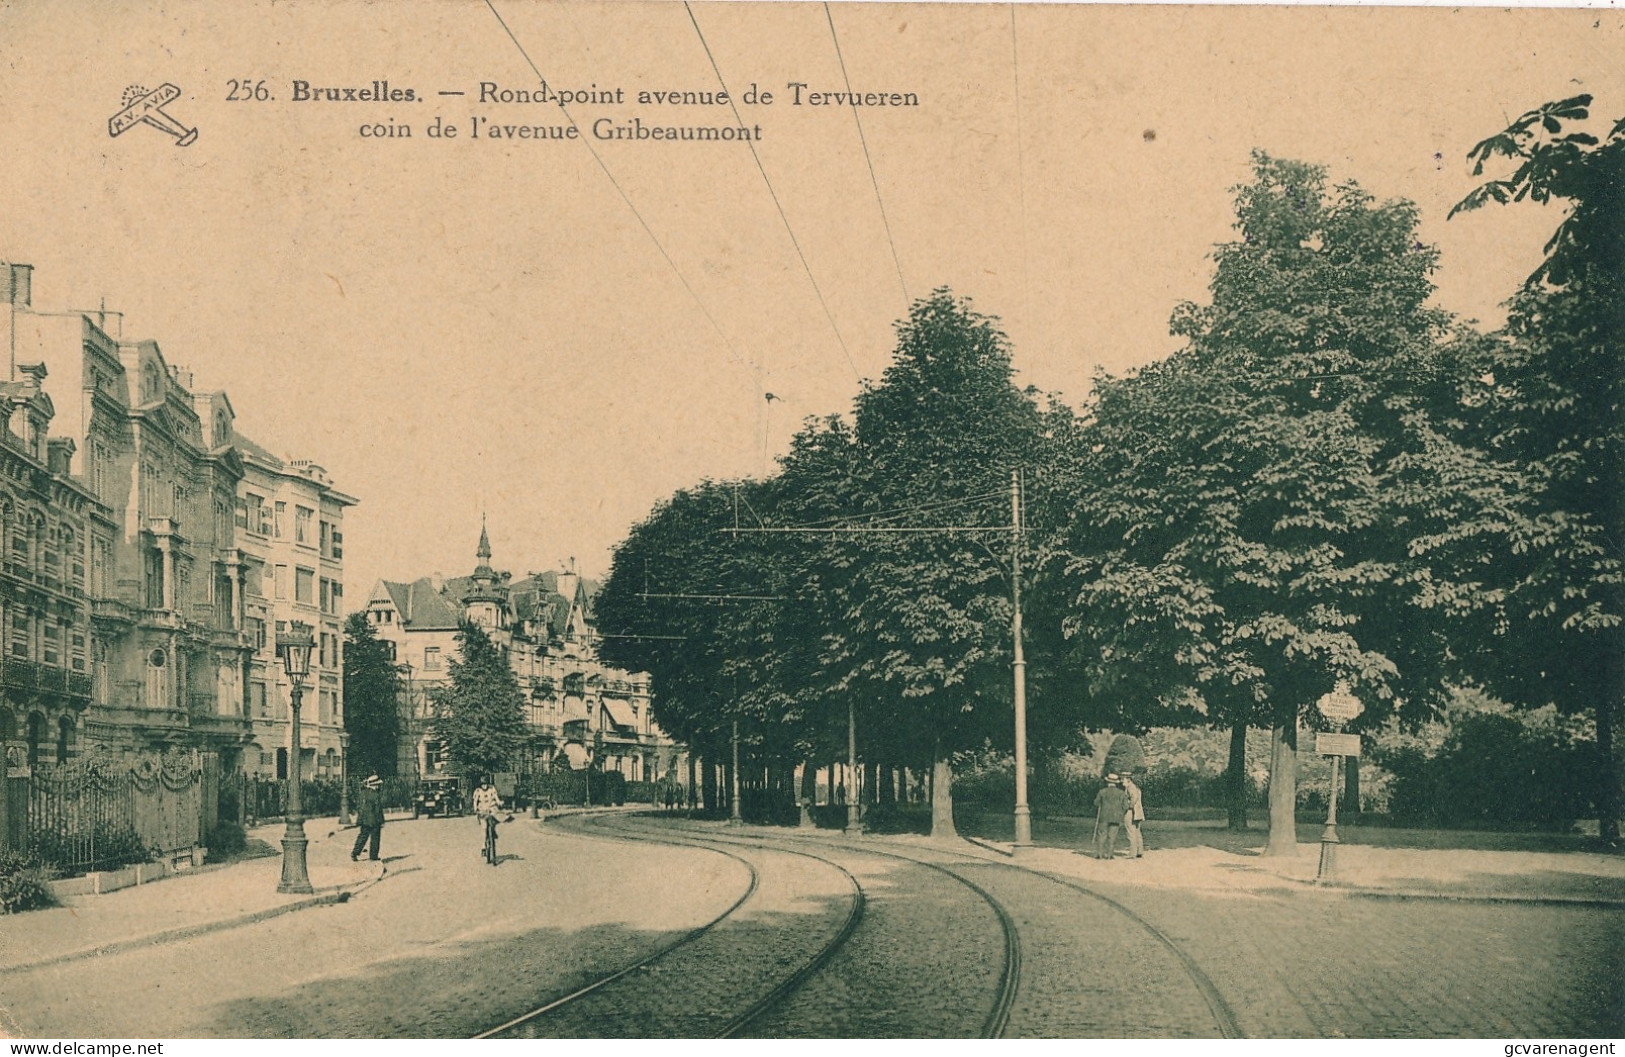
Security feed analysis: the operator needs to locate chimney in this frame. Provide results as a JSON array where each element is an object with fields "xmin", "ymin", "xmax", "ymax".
[
  {"xmin": 47, "ymin": 437, "xmax": 75, "ymax": 476},
  {"xmin": 2, "ymin": 263, "xmax": 32, "ymax": 307},
  {"xmin": 170, "ymin": 365, "xmax": 194, "ymax": 390},
  {"xmin": 430, "ymin": 572, "xmax": 444, "ymax": 593}
]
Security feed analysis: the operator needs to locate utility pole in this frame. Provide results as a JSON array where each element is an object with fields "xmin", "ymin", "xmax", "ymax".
[
  {"xmin": 845, "ymin": 698, "xmax": 863, "ymax": 836},
  {"xmin": 1012, "ymin": 469, "xmax": 1032, "ymax": 849},
  {"xmin": 728, "ymin": 720, "xmax": 743, "ymax": 825}
]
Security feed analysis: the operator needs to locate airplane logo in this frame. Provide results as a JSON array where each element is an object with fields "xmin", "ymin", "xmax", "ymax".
[{"xmin": 109, "ymin": 83, "xmax": 197, "ymax": 146}]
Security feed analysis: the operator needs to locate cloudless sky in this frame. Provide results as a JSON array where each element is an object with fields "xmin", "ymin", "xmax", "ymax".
[{"xmin": 0, "ymin": 1, "xmax": 1617, "ymax": 598}]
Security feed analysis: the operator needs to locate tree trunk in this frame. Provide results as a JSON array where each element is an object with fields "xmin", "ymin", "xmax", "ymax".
[
  {"xmin": 702, "ymin": 757, "xmax": 716, "ymax": 814},
  {"xmin": 1598, "ymin": 697, "xmax": 1619, "ymax": 846},
  {"xmin": 865, "ymin": 761, "xmax": 879, "ymax": 805},
  {"xmin": 879, "ymin": 763, "xmax": 896, "ymax": 806},
  {"xmin": 687, "ymin": 753, "xmax": 697, "ymax": 812},
  {"xmin": 1264, "ymin": 716, "xmax": 1299, "ymax": 857},
  {"xmin": 930, "ymin": 742, "xmax": 957, "ymax": 840},
  {"xmin": 1226, "ymin": 720, "xmax": 1249, "ymax": 831}
]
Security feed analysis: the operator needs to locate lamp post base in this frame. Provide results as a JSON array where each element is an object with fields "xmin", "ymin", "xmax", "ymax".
[
  {"xmin": 1316, "ymin": 828, "xmax": 1340, "ymax": 884},
  {"xmin": 278, "ymin": 822, "xmax": 314, "ymax": 895},
  {"xmin": 1013, "ymin": 804, "xmax": 1034, "ymax": 849}
]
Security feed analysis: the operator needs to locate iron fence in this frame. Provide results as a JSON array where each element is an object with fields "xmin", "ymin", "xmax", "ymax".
[{"xmin": 24, "ymin": 750, "xmax": 203, "ymax": 873}]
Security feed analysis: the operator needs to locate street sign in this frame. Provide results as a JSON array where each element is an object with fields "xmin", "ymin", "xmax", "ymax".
[
  {"xmin": 1317, "ymin": 688, "xmax": 1363, "ymax": 722},
  {"xmin": 1316, "ymin": 732, "xmax": 1362, "ymax": 757}
]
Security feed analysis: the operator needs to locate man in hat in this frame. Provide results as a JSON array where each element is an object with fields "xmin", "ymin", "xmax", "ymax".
[
  {"xmin": 1122, "ymin": 770, "xmax": 1145, "ymax": 858},
  {"xmin": 351, "ymin": 774, "xmax": 386, "ymax": 861},
  {"xmin": 1093, "ymin": 774, "xmax": 1131, "ymax": 860}
]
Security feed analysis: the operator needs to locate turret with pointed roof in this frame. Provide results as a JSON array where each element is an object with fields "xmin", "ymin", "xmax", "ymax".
[{"xmin": 462, "ymin": 516, "xmax": 507, "ymax": 627}]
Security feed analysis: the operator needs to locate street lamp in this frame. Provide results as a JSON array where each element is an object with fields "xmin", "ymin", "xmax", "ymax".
[
  {"xmin": 337, "ymin": 731, "xmax": 351, "ymax": 826},
  {"xmin": 277, "ymin": 621, "xmax": 315, "ymax": 894}
]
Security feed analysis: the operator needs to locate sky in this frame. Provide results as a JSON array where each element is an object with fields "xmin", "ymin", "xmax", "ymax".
[{"xmin": 0, "ymin": 0, "xmax": 1618, "ymax": 599}]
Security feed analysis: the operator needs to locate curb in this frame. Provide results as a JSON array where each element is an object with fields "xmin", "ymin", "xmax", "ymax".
[
  {"xmin": 1321, "ymin": 883, "xmax": 1625, "ymax": 909},
  {"xmin": 0, "ymin": 861, "xmax": 385, "ymax": 978}
]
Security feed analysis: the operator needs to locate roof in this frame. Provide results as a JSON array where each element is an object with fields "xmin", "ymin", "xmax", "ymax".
[
  {"xmin": 230, "ymin": 430, "xmax": 284, "ymax": 469},
  {"xmin": 376, "ymin": 578, "xmax": 464, "ymax": 630}
]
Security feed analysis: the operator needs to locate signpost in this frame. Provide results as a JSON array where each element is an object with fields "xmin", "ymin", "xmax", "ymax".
[{"xmin": 1314, "ymin": 685, "xmax": 1364, "ymax": 883}]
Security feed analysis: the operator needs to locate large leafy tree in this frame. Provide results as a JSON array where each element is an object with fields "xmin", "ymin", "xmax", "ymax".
[
  {"xmin": 597, "ymin": 477, "xmax": 799, "ymax": 801},
  {"xmin": 775, "ymin": 289, "xmax": 1074, "ymax": 837},
  {"xmin": 429, "ymin": 621, "xmax": 530, "ymax": 778},
  {"xmin": 1450, "ymin": 96, "xmax": 1624, "ymax": 844},
  {"xmin": 598, "ymin": 289, "xmax": 1079, "ymax": 837},
  {"xmin": 1055, "ymin": 154, "xmax": 1530, "ymax": 855},
  {"xmin": 342, "ymin": 612, "xmax": 402, "ymax": 778}
]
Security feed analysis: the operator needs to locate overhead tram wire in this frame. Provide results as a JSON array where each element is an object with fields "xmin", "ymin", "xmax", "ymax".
[
  {"xmin": 481, "ymin": 0, "xmax": 765, "ymax": 391},
  {"xmin": 777, "ymin": 488, "xmax": 1008, "ymax": 529},
  {"xmin": 1009, "ymin": 5, "xmax": 1035, "ymax": 345},
  {"xmin": 683, "ymin": 1, "xmax": 861, "ymax": 383},
  {"xmin": 824, "ymin": 2, "xmax": 909, "ymax": 306}
]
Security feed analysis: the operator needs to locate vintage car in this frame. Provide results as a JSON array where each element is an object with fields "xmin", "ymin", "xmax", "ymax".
[{"xmin": 411, "ymin": 775, "xmax": 465, "ymax": 818}]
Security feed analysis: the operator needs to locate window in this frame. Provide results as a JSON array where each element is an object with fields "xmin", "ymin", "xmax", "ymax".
[
  {"xmin": 70, "ymin": 629, "xmax": 86, "ymax": 672},
  {"xmin": 423, "ymin": 646, "xmax": 442, "ymax": 671},
  {"xmin": 246, "ymin": 494, "xmax": 269, "ymax": 536},
  {"xmin": 93, "ymin": 443, "xmax": 108, "ymax": 501},
  {"xmin": 274, "ymin": 502, "xmax": 286, "ymax": 539},
  {"xmin": 234, "ymin": 498, "xmax": 248, "ymax": 529},
  {"xmin": 331, "ymin": 530, "xmax": 344, "ymax": 560},
  {"xmin": 246, "ymin": 617, "xmax": 267, "ymax": 654},
  {"xmin": 68, "ymin": 528, "xmax": 83, "ymax": 590},
  {"xmin": 10, "ymin": 517, "xmax": 29, "ymax": 569},
  {"xmin": 42, "ymin": 523, "xmax": 60, "ymax": 582},
  {"xmin": 42, "ymin": 622, "xmax": 59, "ymax": 666},
  {"xmin": 319, "ymin": 521, "xmax": 331, "ymax": 555},
  {"xmin": 274, "ymin": 564, "xmax": 288, "ymax": 601},
  {"xmin": 295, "ymin": 506, "xmax": 313, "ymax": 545},
  {"xmin": 295, "ymin": 567, "xmax": 314, "ymax": 605},
  {"xmin": 11, "ymin": 610, "xmax": 29, "ymax": 659},
  {"xmin": 145, "ymin": 550, "xmax": 164, "ymax": 608}
]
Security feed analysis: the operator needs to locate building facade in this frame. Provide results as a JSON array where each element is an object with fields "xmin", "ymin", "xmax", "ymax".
[
  {"xmin": 234, "ymin": 438, "xmax": 356, "ymax": 781},
  {"xmin": 0, "ymin": 259, "xmax": 355, "ymax": 781},
  {"xmin": 366, "ymin": 525, "xmax": 679, "ymax": 783}
]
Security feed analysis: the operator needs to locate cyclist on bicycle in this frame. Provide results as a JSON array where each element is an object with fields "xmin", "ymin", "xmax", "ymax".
[{"xmin": 472, "ymin": 776, "xmax": 503, "ymax": 861}]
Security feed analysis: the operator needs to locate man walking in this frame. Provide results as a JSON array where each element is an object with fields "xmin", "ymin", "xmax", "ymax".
[
  {"xmin": 1123, "ymin": 771, "xmax": 1145, "ymax": 858},
  {"xmin": 1093, "ymin": 774, "xmax": 1131, "ymax": 860},
  {"xmin": 351, "ymin": 774, "xmax": 385, "ymax": 862}
]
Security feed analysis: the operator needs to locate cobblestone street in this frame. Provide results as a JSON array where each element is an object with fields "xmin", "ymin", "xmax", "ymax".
[{"xmin": 1, "ymin": 813, "xmax": 1618, "ymax": 1039}]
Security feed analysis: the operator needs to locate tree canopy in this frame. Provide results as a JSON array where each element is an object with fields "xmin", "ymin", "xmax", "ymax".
[
  {"xmin": 1049, "ymin": 153, "xmax": 1534, "ymax": 853},
  {"xmin": 342, "ymin": 611, "xmax": 402, "ymax": 779},
  {"xmin": 429, "ymin": 621, "xmax": 531, "ymax": 779},
  {"xmin": 1450, "ymin": 95, "xmax": 1624, "ymax": 842}
]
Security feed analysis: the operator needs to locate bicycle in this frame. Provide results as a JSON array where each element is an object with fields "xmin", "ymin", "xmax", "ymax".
[
  {"xmin": 482, "ymin": 811, "xmax": 516, "ymax": 865},
  {"xmin": 483, "ymin": 814, "xmax": 499, "ymax": 865}
]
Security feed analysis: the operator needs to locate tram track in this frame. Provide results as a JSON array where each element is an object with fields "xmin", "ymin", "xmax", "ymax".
[
  {"xmin": 590, "ymin": 812, "xmax": 1021, "ymax": 1038},
  {"xmin": 475, "ymin": 813, "xmax": 867, "ymax": 1039},
  {"xmin": 473, "ymin": 829, "xmax": 763, "ymax": 1039},
  {"xmin": 610, "ymin": 813, "xmax": 1242, "ymax": 1039}
]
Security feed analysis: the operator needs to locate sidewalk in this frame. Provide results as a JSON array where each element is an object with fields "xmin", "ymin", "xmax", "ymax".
[
  {"xmin": 0, "ymin": 815, "xmax": 393, "ymax": 976},
  {"xmin": 661, "ymin": 816, "xmax": 1625, "ymax": 905},
  {"xmin": 958, "ymin": 834, "xmax": 1625, "ymax": 904}
]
